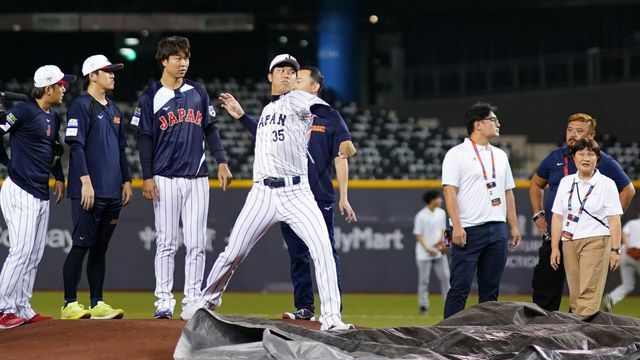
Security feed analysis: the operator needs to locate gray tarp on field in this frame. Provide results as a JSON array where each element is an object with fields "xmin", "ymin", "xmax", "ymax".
[{"xmin": 174, "ymin": 302, "xmax": 640, "ymax": 359}]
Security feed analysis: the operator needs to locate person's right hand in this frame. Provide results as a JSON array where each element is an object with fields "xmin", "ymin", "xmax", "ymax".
[
  {"xmin": 338, "ymin": 140, "xmax": 356, "ymax": 158},
  {"xmin": 534, "ymin": 216, "xmax": 548, "ymax": 237},
  {"xmin": 219, "ymin": 93, "xmax": 245, "ymax": 120},
  {"xmin": 452, "ymin": 226, "xmax": 467, "ymax": 248},
  {"xmin": 142, "ymin": 179, "xmax": 158, "ymax": 201},
  {"xmin": 550, "ymin": 248, "xmax": 561, "ymax": 270},
  {"xmin": 436, "ymin": 241, "xmax": 449, "ymax": 255}
]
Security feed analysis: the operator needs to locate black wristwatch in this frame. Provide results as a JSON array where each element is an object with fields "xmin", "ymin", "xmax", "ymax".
[
  {"xmin": 532, "ymin": 210, "xmax": 545, "ymax": 222},
  {"xmin": 611, "ymin": 248, "xmax": 623, "ymax": 255}
]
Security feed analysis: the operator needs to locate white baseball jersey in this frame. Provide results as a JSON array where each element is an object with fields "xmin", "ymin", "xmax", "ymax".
[
  {"xmin": 200, "ymin": 91, "xmax": 347, "ymax": 330},
  {"xmin": 413, "ymin": 207, "xmax": 447, "ymax": 261},
  {"xmin": 253, "ymin": 90, "xmax": 328, "ymax": 181},
  {"xmin": 623, "ymin": 219, "xmax": 640, "ymax": 248}
]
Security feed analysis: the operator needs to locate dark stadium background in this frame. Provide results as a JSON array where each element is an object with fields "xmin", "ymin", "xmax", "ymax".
[{"xmin": 2, "ymin": 0, "xmax": 640, "ymax": 293}]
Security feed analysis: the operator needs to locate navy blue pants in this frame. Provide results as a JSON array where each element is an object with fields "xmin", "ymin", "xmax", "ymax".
[
  {"xmin": 71, "ymin": 198, "xmax": 122, "ymax": 247},
  {"xmin": 64, "ymin": 198, "xmax": 122, "ymax": 303},
  {"xmin": 443, "ymin": 221, "xmax": 508, "ymax": 318},
  {"xmin": 280, "ymin": 199, "xmax": 342, "ymax": 312},
  {"xmin": 531, "ymin": 240, "xmax": 566, "ymax": 311}
]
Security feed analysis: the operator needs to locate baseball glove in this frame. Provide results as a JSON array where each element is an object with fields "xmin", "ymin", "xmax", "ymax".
[{"xmin": 626, "ymin": 247, "xmax": 640, "ymax": 259}]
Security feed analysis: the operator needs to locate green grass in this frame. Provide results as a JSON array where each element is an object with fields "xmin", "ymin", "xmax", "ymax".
[{"xmin": 32, "ymin": 291, "xmax": 640, "ymax": 328}]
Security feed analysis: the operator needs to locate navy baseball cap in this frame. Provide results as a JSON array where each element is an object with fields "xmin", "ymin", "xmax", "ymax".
[
  {"xmin": 33, "ymin": 65, "xmax": 77, "ymax": 87},
  {"xmin": 82, "ymin": 55, "xmax": 124, "ymax": 76},
  {"xmin": 269, "ymin": 54, "xmax": 300, "ymax": 72}
]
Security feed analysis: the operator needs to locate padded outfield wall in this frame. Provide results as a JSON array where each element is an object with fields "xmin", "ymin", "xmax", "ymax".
[{"xmin": 1, "ymin": 180, "xmax": 639, "ymax": 295}]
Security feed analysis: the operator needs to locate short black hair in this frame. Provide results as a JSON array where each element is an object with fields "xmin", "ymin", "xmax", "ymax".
[
  {"xmin": 83, "ymin": 70, "xmax": 99, "ymax": 90},
  {"xmin": 422, "ymin": 190, "xmax": 441, "ymax": 204},
  {"xmin": 31, "ymin": 87, "xmax": 46, "ymax": 100},
  {"xmin": 465, "ymin": 101, "xmax": 497, "ymax": 135},
  {"xmin": 300, "ymin": 65, "xmax": 324, "ymax": 95},
  {"xmin": 569, "ymin": 138, "xmax": 601, "ymax": 162},
  {"xmin": 31, "ymin": 84, "xmax": 62, "ymax": 100},
  {"xmin": 156, "ymin": 36, "xmax": 190, "ymax": 69}
]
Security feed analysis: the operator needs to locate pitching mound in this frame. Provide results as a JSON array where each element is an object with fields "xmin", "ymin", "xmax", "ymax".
[
  {"xmin": 0, "ymin": 316, "xmax": 340, "ymax": 359},
  {"xmin": 0, "ymin": 319, "xmax": 185, "ymax": 360}
]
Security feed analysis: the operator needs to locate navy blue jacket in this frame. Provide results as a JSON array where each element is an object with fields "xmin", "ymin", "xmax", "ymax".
[
  {"xmin": 65, "ymin": 93, "xmax": 130, "ymax": 199},
  {"xmin": 0, "ymin": 100, "xmax": 64, "ymax": 200},
  {"xmin": 131, "ymin": 79, "xmax": 226, "ymax": 179}
]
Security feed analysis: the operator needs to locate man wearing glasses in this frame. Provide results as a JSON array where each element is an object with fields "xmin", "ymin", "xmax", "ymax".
[
  {"xmin": 529, "ymin": 113, "xmax": 634, "ymax": 311},
  {"xmin": 441, "ymin": 102, "xmax": 521, "ymax": 318}
]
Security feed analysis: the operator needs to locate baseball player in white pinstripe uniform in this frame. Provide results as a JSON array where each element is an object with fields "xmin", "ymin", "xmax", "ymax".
[
  {"xmin": 0, "ymin": 65, "xmax": 75, "ymax": 329},
  {"xmin": 181, "ymin": 54, "xmax": 355, "ymax": 331},
  {"xmin": 131, "ymin": 36, "xmax": 232, "ymax": 319}
]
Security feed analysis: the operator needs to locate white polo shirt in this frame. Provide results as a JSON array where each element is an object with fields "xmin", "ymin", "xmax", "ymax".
[
  {"xmin": 413, "ymin": 207, "xmax": 447, "ymax": 261},
  {"xmin": 623, "ymin": 218, "xmax": 640, "ymax": 248},
  {"xmin": 441, "ymin": 138, "xmax": 515, "ymax": 228},
  {"xmin": 551, "ymin": 170, "xmax": 623, "ymax": 241}
]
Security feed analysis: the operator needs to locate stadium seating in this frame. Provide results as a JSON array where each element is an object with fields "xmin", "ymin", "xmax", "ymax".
[{"xmin": 1, "ymin": 77, "xmax": 637, "ymax": 180}]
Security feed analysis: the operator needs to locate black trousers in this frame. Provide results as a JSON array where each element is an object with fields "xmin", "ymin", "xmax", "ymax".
[{"xmin": 532, "ymin": 240, "xmax": 566, "ymax": 311}]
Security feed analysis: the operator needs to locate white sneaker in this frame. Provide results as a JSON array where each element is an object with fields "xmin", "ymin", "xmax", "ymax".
[
  {"xmin": 325, "ymin": 321, "xmax": 355, "ymax": 332},
  {"xmin": 180, "ymin": 299, "xmax": 221, "ymax": 321},
  {"xmin": 180, "ymin": 303, "xmax": 201, "ymax": 321}
]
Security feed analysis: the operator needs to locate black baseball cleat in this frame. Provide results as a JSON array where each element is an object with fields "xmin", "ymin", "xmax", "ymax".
[{"xmin": 282, "ymin": 308, "xmax": 315, "ymax": 321}]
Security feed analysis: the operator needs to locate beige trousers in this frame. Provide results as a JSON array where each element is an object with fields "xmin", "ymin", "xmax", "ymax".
[{"xmin": 562, "ymin": 235, "xmax": 611, "ymax": 316}]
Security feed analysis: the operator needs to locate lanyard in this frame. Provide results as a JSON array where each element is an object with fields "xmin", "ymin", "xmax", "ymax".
[
  {"xmin": 471, "ymin": 140, "xmax": 495, "ymax": 181},
  {"xmin": 567, "ymin": 181, "xmax": 595, "ymax": 215},
  {"xmin": 563, "ymin": 155, "xmax": 569, "ymax": 176}
]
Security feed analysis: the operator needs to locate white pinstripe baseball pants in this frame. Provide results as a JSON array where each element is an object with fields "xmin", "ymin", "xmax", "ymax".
[
  {"xmin": 201, "ymin": 179, "xmax": 343, "ymax": 329},
  {"xmin": 153, "ymin": 175, "xmax": 209, "ymax": 312},
  {"xmin": 0, "ymin": 177, "xmax": 49, "ymax": 320}
]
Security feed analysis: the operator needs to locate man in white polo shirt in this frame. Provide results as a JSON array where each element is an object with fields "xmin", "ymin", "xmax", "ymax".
[
  {"xmin": 604, "ymin": 212, "xmax": 640, "ymax": 312},
  {"xmin": 441, "ymin": 102, "xmax": 521, "ymax": 318}
]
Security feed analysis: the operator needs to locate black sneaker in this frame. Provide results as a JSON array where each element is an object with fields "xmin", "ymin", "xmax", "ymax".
[
  {"xmin": 282, "ymin": 308, "xmax": 316, "ymax": 321},
  {"xmin": 419, "ymin": 306, "xmax": 428, "ymax": 315}
]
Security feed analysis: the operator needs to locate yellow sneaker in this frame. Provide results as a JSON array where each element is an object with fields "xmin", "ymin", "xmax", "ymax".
[
  {"xmin": 89, "ymin": 301, "xmax": 124, "ymax": 319},
  {"xmin": 61, "ymin": 301, "xmax": 91, "ymax": 319}
]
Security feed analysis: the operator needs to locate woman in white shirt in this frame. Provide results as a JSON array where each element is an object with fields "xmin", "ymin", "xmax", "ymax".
[{"xmin": 550, "ymin": 138, "xmax": 622, "ymax": 316}]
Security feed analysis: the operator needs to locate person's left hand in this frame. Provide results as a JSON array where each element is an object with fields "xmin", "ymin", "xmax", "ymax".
[
  {"xmin": 338, "ymin": 198, "xmax": 357, "ymax": 223},
  {"xmin": 510, "ymin": 227, "xmax": 522, "ymax": 248},
  {"xmin": 550, "ymin": 247, "xmax": 561, "ymax": 270},
  {"xmin": 218, "ymin": 163, "xmax": 233, "ymax": 191},
  {"xmin": 54, "ymin": 180, "xmax": 65, "ymax": 204},
  {"xmin": 610, "ymin": 252, "xmax": 621, "ymax": 271}
]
